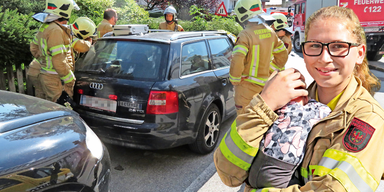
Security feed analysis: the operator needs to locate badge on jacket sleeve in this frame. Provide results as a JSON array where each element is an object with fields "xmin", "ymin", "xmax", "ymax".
[{"xmin": 343, "ymin": 117, "xmax": 375, "ymax": 152}]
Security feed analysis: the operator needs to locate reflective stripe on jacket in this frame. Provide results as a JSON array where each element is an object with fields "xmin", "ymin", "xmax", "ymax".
[
  {"xmin": 214, "ymin": 77, "xmax": 384, "ymax": 192},
  {"xmin": 229, "ymin": 23, "xmax": 288, "ymax": 86},
  {"xmin": 31, "ymin": 22, "xmax": 75, "ymax": 83}
]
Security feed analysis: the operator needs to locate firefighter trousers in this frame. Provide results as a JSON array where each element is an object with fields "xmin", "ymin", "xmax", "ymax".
[
  {"xmin": 27, "ymin": 67, "xmax": 46, "ymax": 99},
  {"xmin": 39, "ymin": 73, "xmax": 63, "ymax": 102},
  {"xmin": 234, "ymin": 81, "xmax": 263, "ymax": 115},
  {"xmin": 39, "ymin": 73, "xmax": 74, "ymax": 103}
]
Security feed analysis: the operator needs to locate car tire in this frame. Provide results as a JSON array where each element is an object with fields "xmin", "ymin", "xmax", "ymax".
[
  {"xmin": 367, "ymin": 51, "xmax": 383, "ymax": 61},
  {"xmin": 189, "ymin": 104, "xmax": 221, "ymax": 154},
  {"xmin": 293, "ymin": 33, "xmax": 302, "ymax": 53}
]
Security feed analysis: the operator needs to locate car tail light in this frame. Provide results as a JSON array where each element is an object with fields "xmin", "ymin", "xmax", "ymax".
[
  {"xmin": 78, "ymin": 89, "xmax": 84, "ymax": 95},
  {"xmin": 147, "ymin": 91, "xmax": 178, "ymax": 114},
  {"xmin": 109, "ymin": 94, "xmax": 118, "ymax": 100}
]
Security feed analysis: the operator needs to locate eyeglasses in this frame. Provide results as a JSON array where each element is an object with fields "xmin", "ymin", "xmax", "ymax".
[{"xmin": 301, "ymin": 41, "xmax": 361, "ymax": 57}]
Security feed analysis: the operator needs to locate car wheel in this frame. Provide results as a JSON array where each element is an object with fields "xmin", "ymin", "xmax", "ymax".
[
  {"xmin": 293, "ymin": 33, "xmax": 302, "ymax": 53},
  {"xmin": 189, "ymin": 104, "xmax": 221, "ymax": 154},
  {"xmin": 367, "ymin": 51, "xmax": 383, "ymax": 61}
]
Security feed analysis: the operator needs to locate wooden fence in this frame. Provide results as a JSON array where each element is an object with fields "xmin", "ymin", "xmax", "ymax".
[{"xmin": 0, "ymin": 65, "xmax": 33, "ymax": 95}]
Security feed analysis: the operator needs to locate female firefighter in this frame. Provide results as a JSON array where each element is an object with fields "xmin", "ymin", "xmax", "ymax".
[{"xmin": 214, "ymin": 6, "xmax": 384, "ymax": 192}]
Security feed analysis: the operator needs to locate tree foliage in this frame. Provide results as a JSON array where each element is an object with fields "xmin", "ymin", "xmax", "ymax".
[
  {"xmin": 179, "ymin": 5, "xmax": 243, "ymax": 35},
  {"xmin": 71, "ymin": 0, "xmax": 114, "ymax": 24},
  {"xmin": 143, "ymin": 0, "xmax": 168, "ymax": 10},
  {"xmin": 144, "ymin": 0, "xmax": 221, "ymax": 12},
  {"xmin": 1, "ymin": 0, "xmax": 44, "ymax": 15},
  {"xmin": 115, "ymin": 0, "xmax": 150, "ymax": 24}
]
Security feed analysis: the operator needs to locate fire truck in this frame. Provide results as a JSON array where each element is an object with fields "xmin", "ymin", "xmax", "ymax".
[
  {"xmin": 265, "ymin": 7, "xmax": 294, "ymax": 27},
  {"xmin": 290, "ymin": 0, "xmax": 384, "ymax": 61}
]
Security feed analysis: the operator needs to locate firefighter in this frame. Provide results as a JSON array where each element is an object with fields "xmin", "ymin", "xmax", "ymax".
[
  {"xmin": 271, "ymin": 13, "xmax": 293, "ymax": 53},
  {"xmin": 229, "ymin": 0, "xmax": 288, "ymax": 115},
  {"xmin": 69, "ymin": 17, "xmax": 96, "ymax": 69},
  {"xmin": 97, "ymin": 8, "xmax": 117, "ymax": 38},
  {"xmin": 29, "ymin": 0, "xmax": 78, "ymax": 103},
  {"xmin": 159, "ymin": 6, "xmax": 184, "ymax": 32},
  {"xmin": 214, "ymin": 6, "xmax": 384, "ymax": 192},
  {"xmin": 29, "ymin": 16, "xmax": 94, "ymax": 103}
]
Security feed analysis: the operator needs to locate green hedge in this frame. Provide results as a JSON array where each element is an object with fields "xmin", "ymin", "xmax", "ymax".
[
  {"xmin": 148, "ymin": 5, "xmax": 243, "ymax": 36},
  {"xmin": 0, "ymin": 0, "xmax": 243, "ymax": 72},
  {"xmin": 114, "ymin": 0, "xmax": 149, "ymax": 24},
  {"xmin": 70, "ymin": 0, "xmax": 114, "ymax": 25},
  {"xmin": 1, "ymin": 0, "xmax": 44, "ymax": 15},
  {"xmin": 0, "ymin": 8, "xmax": 39, "ymax": 70}
]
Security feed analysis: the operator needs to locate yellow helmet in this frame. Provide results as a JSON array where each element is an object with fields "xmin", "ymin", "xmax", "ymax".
[
  {"xmin": 234, "ymin": 0, "xmax": 264, "ymax": 23},
  {"xmin": 271, "ymin": 13, "xmax": 289, "ymax": 30},
  {"xmin": 44, "ymin": 0, "xmax": 79, "ymax": 20},
  {"xmin": 71, "ymin": 17, "xmax": 96, "ymax": 39}
]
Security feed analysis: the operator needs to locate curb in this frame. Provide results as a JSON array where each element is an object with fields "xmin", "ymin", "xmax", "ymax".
[
  {"xmin": 184, "ymin": 162, "xmax": 217, "ymax": 192},
  {"xmin": 369, "ymin": 64, "xmax": 384, "ymax": 73}
]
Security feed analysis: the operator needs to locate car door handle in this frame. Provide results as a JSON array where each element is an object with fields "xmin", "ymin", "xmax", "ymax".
[{"xmin": 222, "ymin": 78, "xmax": 227, "ymax": 86}]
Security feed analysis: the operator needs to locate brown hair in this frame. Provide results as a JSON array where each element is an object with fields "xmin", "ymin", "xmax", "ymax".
[
  {"xmin": 104, "ymin": 8, "xmax": 117, "ymax": 20},
  {"xmin": 305, "ymin": 6, "xmax": 381, "ymax": 95}
]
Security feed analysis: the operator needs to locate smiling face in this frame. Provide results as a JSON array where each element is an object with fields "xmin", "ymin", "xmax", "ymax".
[{"xmin": 303, "ymin": 18, "xmax": 365, "ymax": 95}]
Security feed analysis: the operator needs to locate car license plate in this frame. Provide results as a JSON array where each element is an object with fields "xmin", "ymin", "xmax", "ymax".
[
  {"xmin": 118, "ymin": 101, "xmax": 140, "ymax": 108},
  {"xmin": 80, "ymin": 95, "xmax": 117, "ymax": 112}
]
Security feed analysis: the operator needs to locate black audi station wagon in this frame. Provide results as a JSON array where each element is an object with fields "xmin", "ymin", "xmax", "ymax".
[{"xmin": 74, "ymin": 25, "xmax": 236, "ymax": 154}]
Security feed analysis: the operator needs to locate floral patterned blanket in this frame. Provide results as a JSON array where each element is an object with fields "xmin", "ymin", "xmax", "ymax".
[{"xmin": 260, "ymin": 99, "xmax": 331, "ymax": 165}]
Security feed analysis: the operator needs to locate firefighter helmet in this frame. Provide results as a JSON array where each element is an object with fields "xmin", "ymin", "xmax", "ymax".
[
  {"xmin": 164, "ymin": 6, "xmax": 177, "ymax": 21},
  {"xmin": 164, "ymin": 6, "xmax": 177, "ymax": 16},
  {"xmin": 234, "ymin": 0, "xmax": 264, "ymax": 23},
  {"xmin": 44, "ymin": 0, "xmax": 79, "ymax": 20},
  {"xmin": 71, "ymin": 17, "xmax": 96, "ymax": 39},
  {"xmin": 271, "ymin": 13, "xmax": 289, "ymax": 30}
]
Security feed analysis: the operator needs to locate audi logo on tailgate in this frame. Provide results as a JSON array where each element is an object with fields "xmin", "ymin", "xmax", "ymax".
[{"xmin": 90, "ymin": 82, "xmax": 104, "ymax": 90}]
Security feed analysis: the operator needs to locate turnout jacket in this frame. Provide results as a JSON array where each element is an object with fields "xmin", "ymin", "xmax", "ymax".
[
  {"xmin": 214, "ymin": 77, "xmax": 384, "ymax": 192},
  {"xmin": 68, "ymin": 38, "xmax": 92, "ymax": 71},
  {"xmin": 229, "ymin": 23, "xmax": 288, "ymax": 86},
  {"xmin": 30, "ymin": 22, "xmax": 75, "ymax": 84},
  {"xmin": 159, "ymin": 21, "xmax": 184, "ymax": 31},
  {"xmin": 31, "ymin": 32, "xmax": 91, "ymax": 73},
  {"xmin": 97, "ymin": 19, "xmax": 113, "ymax": 38}
]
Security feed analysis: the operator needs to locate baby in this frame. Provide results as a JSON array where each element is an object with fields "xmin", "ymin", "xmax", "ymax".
[{"xmin": 247, "ymin": 96, "xmax": 331, "ymax": 188}]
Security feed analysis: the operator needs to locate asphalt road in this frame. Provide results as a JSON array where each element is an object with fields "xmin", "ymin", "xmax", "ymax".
[{"xmin": 105, "ymin": 114, "xmax": 236, "ymax": 192}]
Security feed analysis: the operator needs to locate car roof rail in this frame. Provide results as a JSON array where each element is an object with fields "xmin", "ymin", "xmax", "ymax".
[
  {"xmin": 149, "ymin": 29, "xmax": 173, "ymax": 33},
  {"xmin": 170, "ymin": 30, "xmax": 228, "ymax": 41}
]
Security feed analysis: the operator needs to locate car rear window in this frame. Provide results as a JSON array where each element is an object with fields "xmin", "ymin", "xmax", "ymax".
[{"xmin": 76, "ymin": 40, "xmax": 169, "ymax": 81}]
